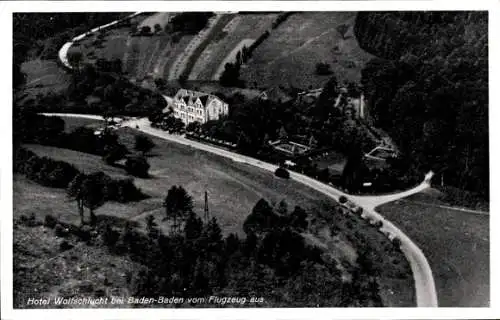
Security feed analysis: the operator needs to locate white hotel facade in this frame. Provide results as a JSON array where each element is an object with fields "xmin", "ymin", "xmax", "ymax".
[{"xmin": 167, "ymin": 89, "xmax": 229, "ymax": 125}]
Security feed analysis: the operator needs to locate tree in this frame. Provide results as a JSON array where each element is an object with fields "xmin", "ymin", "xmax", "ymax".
[
  {"xmin": 67, "ymin": 51, "xmax": 83, "ymax": 69},
  {"xmin": 164, "ymin": 186, "xmax": 193, "ymax": 234},
  {"xmin": 278, "ymin": 126, "xmax": 288, "ymax": 140},
  {"xmin": 243, "ymin": 231, "xmax": 258, "ymax": 256},
  {"xmin": 125, "ymin": 156, "xmax": 150, "ymax": 178},
  {"xmin": 103, "ymin": 143, "xmax": 128, "ymax": 165},
  {"xmin": 315, "ymin": 62, "xmax": 333, "ymax": 75},
  {"xmin": 289, "ymin": 206, "xmax": 308, "ymax": 231},
  {"xmin": 243, "ymin": 198, "xmax": 281, "ymax": 235},
  {"xmin": 67, "ymin": 173, "xmax": 87, "ymax": 225},
  {"xmin": 314, "ymin": 75, "xmax": 339, "ymax": 121},
  {"xmin": 134, "ymin": 135, "xmax": 155, "ymax": 156},
  {"xmin": 184, "ymin": 211, "xmax": 203, "ymax": 241},
  {"xmin": 203, "ymin": 217, "xmax": 224, "ymax": 253},
  {"xmin": 224, "ymin": 233, "xmax": 241, "ymax": 256},
  {"xmin": 219, "ymin": 62, "xmax": 242, "ymax": 87},
  {"xmin": 318, "ymin": 167, "xmax": 330, "ymax": 182},
  {"xmin": 336, "ymin": 24, "xmax": 350, "ymax": 40},
  {"xmin": 140, "ymin": 26, "xmax": 152, "ymax": 36},
  {"xmin": 68, "ymin": 127, "xmax": 98, "ymax": 154},
  {"xmin": 236, "ymin": 51, "xmax": 242, "ymax": 66},
  {"xmin": 146, "ymin": 214, "xmax": 159, "ymax": 239},
  {"xmin": 154, "ymin": 23, "xmax": 162, "ymax": 34},
  {"xmin": 192, "ymin": 258, "xmax": 210, "ymax": 295},
  {"xmin": 241, "ymin": 45, "xmax": 249, "ymax": 63},
  {"xmin": 276, "ymin": 199, "xmax": 288, "ymax": 216},
  {"xmin": 172, "ymin": 118, "xmax": 185, "ymax": 133},
  {"xmin": 274, "ymin": 167, "xmax": 290, "ymax": 179},
  {"xmin": 130, "ymin": 25, "xmax": 138, "ymax": 35},
  {"xmin": 341, "ymin": 144, "xmax": 368, "ymax": 192},
  {"xmin": 186, "ymin": 121, "xmax": 201, "ymax": 133},
  {"xmin": 80, "ymin": 173, "xmax": 108, "ymax": 224}
]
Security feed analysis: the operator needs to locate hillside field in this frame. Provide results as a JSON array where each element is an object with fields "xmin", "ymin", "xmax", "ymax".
[
  {"xmin": 66, "ymin": 12, "xmax": 372, "ymax": 92},
  {"xmin": 13, "ymin": 220, "xmax": 145, "ymax": 308},
  {"xmin": 240, "ymin": 12, "xmax": 374, "ymax": 90},
  {"xmin": 377, "ymin": 191, "xmax": 489, "ymax": 307},
  {"xmin": 21, "ymin": 126, "xmax": 342, "ymax": 236},
  {"xmin": 188, "ymin": 13, "xmax": 279, "ymax": 81},
  {"xmin": 67, "ymin": 13, "xmax": 194, "ymax": 83},
  {"xmin": 19, "ymin": 59, "xmax": 71, "ymax": 100},
  {"xmin": 14, "ymin": 116, "xmax": 416, "ymax": 306}
]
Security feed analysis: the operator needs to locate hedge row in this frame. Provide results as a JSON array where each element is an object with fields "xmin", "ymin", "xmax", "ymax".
[{"xmin": 14, "ymin": 147, "xmax": 147, "ymax": 203}]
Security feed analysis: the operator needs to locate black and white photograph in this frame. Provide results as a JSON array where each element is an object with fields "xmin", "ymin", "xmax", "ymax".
[{"xmin": 5, "ymin": 2, "xmax": 492, "ymax": 317}]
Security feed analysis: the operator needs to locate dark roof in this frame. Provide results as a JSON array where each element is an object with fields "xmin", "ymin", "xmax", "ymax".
[{"xmin": 199, "ymin": 95, "xmax": 209, "ymax": 105}]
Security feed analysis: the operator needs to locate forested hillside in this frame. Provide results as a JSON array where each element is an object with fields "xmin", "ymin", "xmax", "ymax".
[{"xmin": 354, "ymin": 12, "xmax": 488, "ymax": 200}]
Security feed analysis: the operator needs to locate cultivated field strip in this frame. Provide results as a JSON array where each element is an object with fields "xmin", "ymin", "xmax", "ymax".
[
  {"xmin": 167, "ymin": 14, "xmax": 227, "ymax": 81},
  {"xmin": 190, "ymin": 13, "xmax": 278, "ymax": 81}
]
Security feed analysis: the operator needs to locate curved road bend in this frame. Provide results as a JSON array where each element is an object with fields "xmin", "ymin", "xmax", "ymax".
[{"xmin": 42, "ymin": 113, "xmax": 438, "ymax": 307}]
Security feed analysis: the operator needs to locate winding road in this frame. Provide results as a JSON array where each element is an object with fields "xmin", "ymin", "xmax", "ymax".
[
  {"xmin": 42, "ymin": 113, "xmax": 438, "ymax": 307},
  {"xmin": 52, "ymin": 12, "xmax": 439, "ymax": 307}
]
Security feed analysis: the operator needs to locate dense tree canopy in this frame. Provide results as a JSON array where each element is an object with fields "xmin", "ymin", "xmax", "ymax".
[{"xmin": 355, "ymin": 12, "xmax": 488, "ymax": 198}]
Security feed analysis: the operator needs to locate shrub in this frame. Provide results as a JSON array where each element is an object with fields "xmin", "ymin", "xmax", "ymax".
[
  {"xmin": 59, "ymin": 240, "xmax": 74, "ymax": 251},
  {"xmin": 77, "ymin": 225, "xmax": 93, "ymax": 242},
  {"xmin": 15, "ymin": 147, "xmax": 79, "ymax": 188},
  {"xmin": 315, "ymin": 62, "xmax": 333, "ymax": 75},
  {"xmin": 95, "ymin": 288, "xmax": 106, "ymax": 297},
  {"xmin": 355, "ymin": 207, "xmax": 363, "ymax": 215},
  {"xmin": 125, "ymin": 156, "xmax": 150, "ymax": 178},
  {"xmin": 113, "ymin": 179, "xmax": 146, "ymax": 202},
  {"xmin": 275, "ymin": 167, "xmax": 290, "ymax": 179},
  {"xmin": 289, "ymin": 206, "xmax": 308, "ymax": 231},
  {"xmin": 19, "ymin": 213, "xmax": 39, "ymax": 227},
  {"xmin": 339, "ymin": 195, "xmax": 348, "ymax": 204},
  {"xmin": 154, "ymin": 23, "xmax": 162, "ymax": 34},
  {"xmin": 170, "ymin": 12, "xmax": 214, "ymax": 34},
  {"xmin": 103, "ymin": 143, "xmax": 128, "ymax": 165},
  {"xmin": 134, "ymin": 135, "xmax": 155, "ymax": 155},
  {"xmin": 392, "ymin": 237, "xmax": 402, "ymax": 248},
  {"xmin": 374, "ymin": 220, "xmax": 383, "ymax": 229},
  {"xmin": 102, "ymin": 223, "xmax": 119, "ymax": 246},
  {"xmin": 140, "ymin": 26, "xmax": 152, "ymax": 36},
  {"xmin": 44, "ymin": 215, "xmax": 58, "ymax": 228},
  {"xmin": 55, "ymin": 224, "xmax": 69, "ymax": 238},
  {"xmin": 243, "ymin": 199, "xmax": 282, "ymax": 235}
]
